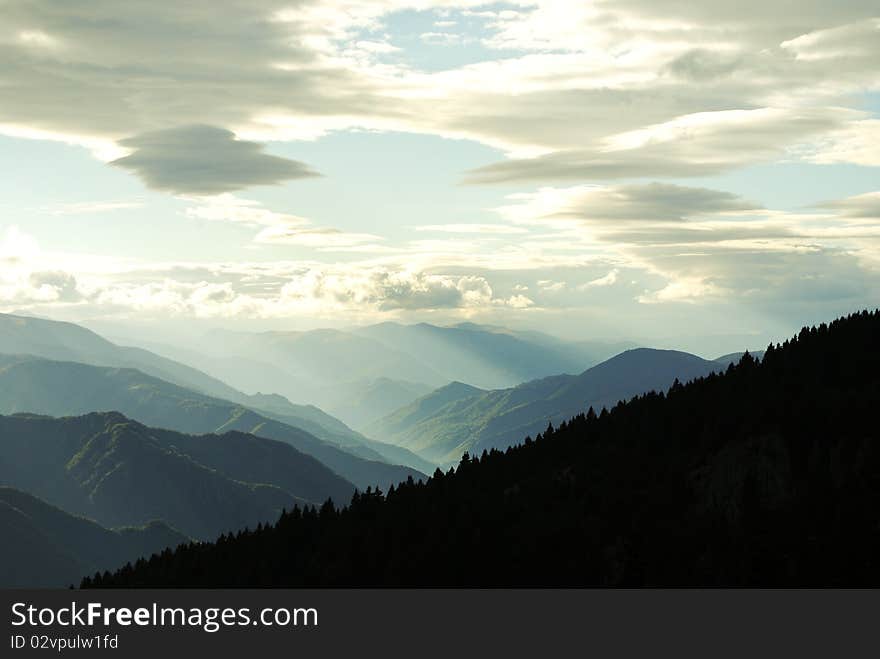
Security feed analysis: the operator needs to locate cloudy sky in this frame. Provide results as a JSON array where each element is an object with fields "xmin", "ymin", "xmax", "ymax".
[{"xmin": 1, "ymin": 1, "xmax": 878, "ymax": 350}]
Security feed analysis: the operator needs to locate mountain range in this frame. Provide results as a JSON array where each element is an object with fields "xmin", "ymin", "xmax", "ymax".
[
  {"xmin": 88, "ymin": 310, "xmax": 880, "ymax": 587},
  {"xmin": 0, "ymin": 353, "xmax": 430, "ymax": 484},
  {"xmin": 1, "ymin": 309, "xmax": 784, "ymax": 588},
  {"xmin": 370, "ymin": 348, "xmax": 724, "ymax": 464},
  {"xmin": 121, "ymin": 321, "xmax": 634, "ymax": 428}
]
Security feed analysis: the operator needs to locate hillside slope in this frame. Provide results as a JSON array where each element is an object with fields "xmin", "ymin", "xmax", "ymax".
[
  {"xmin": 0, "ymin": 313, "xmax": 375, "ymax": 454},
  {"xmin": 0, "ymin": 487, "xmax": 186, "ymax": 588},
  {"xmin": 0, "ymin": 355, "xmax": 427, "ymax": 486},
  {"xmin": 0, "ymin": 312, "xmax": 241, "ymax": 399},
  {"xmin": 89, "ymin": 310, "xmax": 880, "ymax": 587},
  {"xmin": 371, "ymin": 349, "xmax": 719, "ymax": 464},
  {"xmin": 0, "ymin": 412, "xmax": 354, "ymax": 539}
]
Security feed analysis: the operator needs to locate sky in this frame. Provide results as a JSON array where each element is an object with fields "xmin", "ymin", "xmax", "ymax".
[{"xmin": 0, "ymin": 1, "xmax": 878, "ymax": 351}]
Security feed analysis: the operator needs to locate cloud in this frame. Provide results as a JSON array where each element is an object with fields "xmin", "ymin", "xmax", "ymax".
[
  {"xmin": 493, "ymin": 182, "xmax": 880, "ymax": 306},
  {"xmin": 537, "ymin": 279, "xmax": 566, "ymax": 292},
  {"xmin": 111, "ymin": 125, "xmax": 319, "ymax": 195},
  {"xmin": 254, "ymin": 225, "xmax": 383, "ymax": 249},
  {"xmin": 281, "ymin": 268, "xmax": 497, "ymax": 311},
  {"xmin": 497, "ymin": 183, "xmax": 760, "ymax": 227},
  {"xmin": 182, "ymin": 194, "xmax": 382, "ymax": 250},
  {"xmin": 578, "ymin": 269, "xmax": 619, "ymax": 289},
  {"xmin": 780, "ymin": 17, "xmax": 880, "ymax": 61},
  {"xmin": 28, "ymin": 271, "xmax": 82, "ymax": 302},
  {"xmin": 466, "ymin": 108, "xmax": 856, "ymax": 183},
  {"xmin": 815, "ymin": 191, "xmax": 880, "ymax": 219},
  {"xmin": 802, "ymin": 120, "xmax": 880, "ymax": 167},
  {"xmin": 0, "ymin": 1, "xmax": 877, "ymax": 192}
]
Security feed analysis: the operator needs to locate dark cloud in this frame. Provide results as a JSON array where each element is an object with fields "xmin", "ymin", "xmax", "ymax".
[{"xmin": 112, "ymin": 125, "xmax": 319, "ymax": 195}]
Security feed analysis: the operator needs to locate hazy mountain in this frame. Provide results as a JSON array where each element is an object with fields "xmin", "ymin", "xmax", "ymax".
[
  {"xmin": 90, "ymin": 311, "xmax": 880, "ymax": 587},
  {"xmin": 156, "ymin": 322, "xmax": 629, "ymax": 413},
  {"xmin": 0, "ymin": 312, "xmax": 376, "ymax": 453},
  {"xmin": 0, "ymin": 355, "xmax": 427, "ymax": 486},
  {"xmin": 367, "ymin": 381, "xmax": 486, "ymax": 440},
  {"xmin": 449, "ymin": 322, "xmax": 637, "ymax": 369},
  {"xmin": 200, "ymin": 327, "xmax": 448, "ymax": 389},
  {"xmin": 0, "ymin": 412, "xmax": 354, "ymax": 539},
  {"xmin": 0, "ymin": 486, "xmax": 186, "ymax": 588},
  {"xmin": 371, "ymin": 349, "xmax": 721, "ymax": 464},
  {"xmin": 352, "ymin": 321, "xmax": 628, "ymax": 389},
  {"xmin": 326, "ymin": 378, "xmax": 434, "ymax": 429},
  {"xmin": 0, "ymin": 312, "xmax": 241, "ymax": 399}
]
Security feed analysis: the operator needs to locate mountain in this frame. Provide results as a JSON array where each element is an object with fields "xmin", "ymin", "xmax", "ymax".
[
  {"xmin": 367, "ymin": 381, "xmax": 486, "ymax": 440},
  {"xmin": 326, "ymin": 378, "xmax": 434, "ymax": 429},
  {"xmin": 161, "ymin": 322, "xmax": 629, "ymax": 414},
  {"xmin": 88, "ymin": 310, "xmax": 880, "ymax": 587},
  {"xmin": 0, "ymin": 355, "xmax": 427, "ymax": 486},
  {"xmin": 351, "ymin": 321, "xmax": 625, "ymax": 389},
  {"xmin": 0, "ymin": 487, "xmax": 186, "ymax": 588},
  {"xmin": 0, "ymin": 312, "xmax": 376, "ymax": 453},
  {"xmin": 0, "ymin": 412, "xmax": 354, "ymax": 539},
  {"xmin": 371, "ymin": 348, "xmax": 721, "ymax": 465},
  {"xmin": 198, "ymin": 327, "xmax": 448, "ymax": 390},
  {"xmin": 0, "ymin": 312, "xmax": 241, "ymax": 399}
]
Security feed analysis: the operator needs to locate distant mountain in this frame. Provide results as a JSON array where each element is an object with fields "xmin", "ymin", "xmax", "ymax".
[
  {"xmin": 371, "ymin": 349, "xmax": 721, "ymax": 464},
  {"xmin": 0, "ymin": 355, "xmax": 427, "ymax": 486},
  {"xmin": 0, "ymin": 312, "xmax": 374, "ymax": 453},
  {"xmin": 0, "ymin": 312, "xmax": 240, "ymax": 399},
  {"xmin": 0, "ymin": 486, "xmax": 186, "ymax": 588},
  {"xmin": 91, "ymin": 310, "xmax": 880, "ymax": 587},
  {"xmin": 199, "ymin": 327, "xmax": 448, "ymax": 390},
  {"xmin": 352, "ymin": 322, "xmax": 628, "ymax": 389},
  {"xmin": 367, "ymin": 381, "xmax": 486, "ymax": 440},
  {"xmin": 0, "ymin": 412, "xmax": 354, "ymax": 539},
  {"xmin": 326, "ymin": 378, "xmax": 434, "ymax": 430},
  {"xmin": 163, "ymin": 322, "xmax": 628, "ymax": 413}
]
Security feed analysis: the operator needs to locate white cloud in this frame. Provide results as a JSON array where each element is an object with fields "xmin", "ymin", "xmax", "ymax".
[
  {"xmin": 493, "ymin": 183, "xmax": 880, "ymax": 308},
  {"xmin": 802, "ymin": 120, "xmax": 880, "ymax": 167},
  {"xmin": 578, "ymin": 269, "xmax": 619, "ymax": 289},
  {"xmin": 537, "ymin": 279, "xmax": 566, "ymax": 292},
  {"xmin": 183, "ymin": 194, "xmax": 382, "ymax": 250}
]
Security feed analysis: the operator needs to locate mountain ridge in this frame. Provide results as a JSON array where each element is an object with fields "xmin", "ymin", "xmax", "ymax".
[
  {"xmin": 370, "ymin": 348, "xmax": 722, "ymax": 464},
  {"xmin": 0, "ymin": 354, "xmax": 427, "ymax": 485}
]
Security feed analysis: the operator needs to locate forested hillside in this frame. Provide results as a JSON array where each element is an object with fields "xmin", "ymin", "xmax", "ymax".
[
  {"xmin": 0, "ymin": 487, "xmax": 186, "ymax": 588},
  {"xmin": 370, "ymin": 348, "xmax": 720, "ymax": 465},
  {"xmin": 88, "ymin": 311, "xmax": 880, "ymax": 587},
  {"xmin": 0, "ymin": 356, "xmax": 428, "ymax": 485},
  {"xmin": 0, "ymin": 412, "xmax": 355, "ymax": 539}
]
